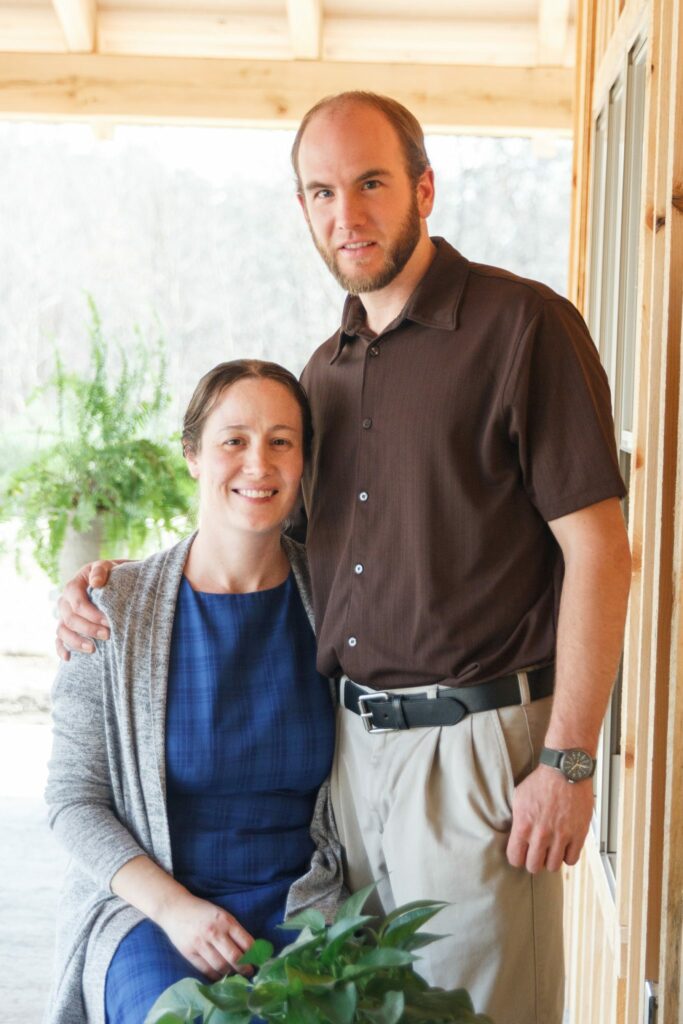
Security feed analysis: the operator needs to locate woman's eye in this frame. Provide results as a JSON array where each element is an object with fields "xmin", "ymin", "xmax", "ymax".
[
  {"xmin": 271, "ymin": 438, "xmax": 292, "ymax": 447},
  {"xmin": 223, "ymin": 438, "xmax": 244, "ymax": 446}
]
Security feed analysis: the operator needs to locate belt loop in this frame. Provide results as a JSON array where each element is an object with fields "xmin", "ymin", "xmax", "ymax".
[
  {"xmin": 338, "ymin": 675, "xmax": 348, "ymax": 706},
  {"xmin": 517, "ymin": 671, "xmax": 531, "ymax": 706}
]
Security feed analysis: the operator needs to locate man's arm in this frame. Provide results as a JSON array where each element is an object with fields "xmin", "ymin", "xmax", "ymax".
[
  {"xmin": 55, "ymin": 560, "xmax": 127, "ymax": 660},
  {"xmin": 506, "ymin": 496, "xmax": 632, "ymax": 874}
]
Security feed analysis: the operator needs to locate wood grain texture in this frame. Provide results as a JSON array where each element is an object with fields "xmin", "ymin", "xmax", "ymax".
[{"xmin": 0, "ymin": 52, "xmax": 573, "ymax": 131}]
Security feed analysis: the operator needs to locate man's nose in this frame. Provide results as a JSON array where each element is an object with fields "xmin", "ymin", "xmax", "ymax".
[{"xmin": 336, "ymin": 191, "xmax": 365, "ymax": 231}]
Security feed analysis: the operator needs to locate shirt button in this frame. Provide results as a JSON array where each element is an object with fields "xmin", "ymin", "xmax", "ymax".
[
  {"xmin": 362, "ymin": 418, "xmax": 373, "ymax": 429},
  {"xmin": 348, "ymin": 636, "xmax": 358, "ymax": 647},
  {"xmin": 359, "ymin": 491, "xmax": 368, "ymax": 502},
  {"xmin": 369, "ymin": 346, "xmax": 380, "ymax": 357},
  {"xmin": 354, "ymin": 563, "xmax": 364, "ymax": 574}
]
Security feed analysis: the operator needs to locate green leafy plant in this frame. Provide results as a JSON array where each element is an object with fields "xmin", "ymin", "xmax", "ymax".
[
  {"xmin": 145, "ymin": 885, "xmax": 494, "ymax": 1024},
  {"xmin": 0, "ymin": 298, "xmax": 194, "ymax": 581}
]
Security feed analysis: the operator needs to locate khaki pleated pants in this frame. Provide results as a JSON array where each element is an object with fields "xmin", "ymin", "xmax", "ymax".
[{"xmin": 330, "ymin": 688, "xmax": 564, "ymax": 1024}]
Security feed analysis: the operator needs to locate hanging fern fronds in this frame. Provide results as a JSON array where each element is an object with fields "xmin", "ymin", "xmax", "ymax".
[{"xmin": 0, "ymin": 299, "xmax": 195, "ymax": 582}]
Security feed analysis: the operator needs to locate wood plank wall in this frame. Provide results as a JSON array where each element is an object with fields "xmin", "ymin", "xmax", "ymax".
[{"xmin": 566, "ymin": 0, "xmax": 683, "ymax": 1021}]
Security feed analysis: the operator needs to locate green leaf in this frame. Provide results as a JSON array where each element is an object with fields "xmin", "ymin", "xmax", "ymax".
[
  {"xmin": 365, "ymin": 970, "xmax": 428, "ymax": 1001},
  {"xmin": 333, "ymin": 881, "xmax": 378, "ymax": 924},
  {"xmin": 278, "ymin": 925, "xmax": 324, "ymax": 958},
  {"xmin": 142, "ymin": 1013, "xmax": 190, "ymax": 1024},
  {"xmin": 380, "ymin": 901, "xmax": 448, "ymax": 947},
  {"xmin": 144, "ymin": 978, "xmax": 212, "ymax": 1023},
  {"xmin": 401, "ymin": 931, "xmax": 446, "ymax": 952},
  {"xmin": 342, "ymin": 948, "xmax": 415, "ymax": 979},
  {"xmin": 306, "ymin": 982, "xmax": 358, "ymax": 1024},
  {"xmin": 284, "ymin": 965, "xmax": 338, "ymax": 989},
  {"xmin": 249, "ymin": 957, "xmax": 287, "ymax": 984},
  {"xmin": 402, "ymin": 987, "xmax": 495, "ymax": 1022},
  {"xmin": 245, "ymin": 978, "xmax": 290, "ymax": 1014},
  {"xmin": 320, "ymin": 915, "xmax": 375, "ymax": 965},
  {"xmin": 287, "ymin": 994, "xmax": 324, "ymax": 1023},
  {"xmin": 238, "ymin": 938, "xmax": 274, "ymax": 967},
  {"xmin": 195, "ymin": 976, "xmax": 251, "ymax": 1012},
  {"xmin": 279, "ymin": 908, "xmax": 327, "ymax": 933},
  {"xmin": 360, "ymin": 989, "xmax": 405, "ymax": 1024}
]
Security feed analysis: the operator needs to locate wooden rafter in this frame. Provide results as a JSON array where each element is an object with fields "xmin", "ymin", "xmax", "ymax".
[
  {"xmin": 0, "ymin": 6, "xmax": 579, "ymax": 69},
  {"xmin": 0, "ymin": 53, "xmax": 573, "ymax": 133},
  {"xmin": 286, "ymin": 0, "xmax": 322, "ymax": 60},
  {"xmin": 538, "ymin": 0, "xmax": 572, "ymax": 64},
  {"xmin": 51, "ymin": 0, "xmax": 96, "ymax": 53}
]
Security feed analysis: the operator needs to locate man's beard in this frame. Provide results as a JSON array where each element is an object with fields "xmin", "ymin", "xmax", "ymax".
[{"xmin": 310, "ymin": 195, "xmax": 422, "ymax": 295}]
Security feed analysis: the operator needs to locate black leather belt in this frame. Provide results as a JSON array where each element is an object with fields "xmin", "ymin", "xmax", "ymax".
[{"xmin": 337, "ymin": 666, "xmax": 554, "ymax": 733}]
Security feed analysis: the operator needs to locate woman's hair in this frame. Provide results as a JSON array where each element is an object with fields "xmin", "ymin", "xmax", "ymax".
[
  {"xmin": 181, "ymin": 359, "xmax": 313, "ymax": 459},
  {"xmin": 291, "ymin": 91, "xmax": 431, "ymax": 192}
]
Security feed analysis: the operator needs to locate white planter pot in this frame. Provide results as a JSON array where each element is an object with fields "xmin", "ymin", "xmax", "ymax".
[{"xmin": 57, "ymin": 515, "xmax": 105, "ymax": 586}]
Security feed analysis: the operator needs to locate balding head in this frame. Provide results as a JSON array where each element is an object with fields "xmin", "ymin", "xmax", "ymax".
[{"xmin": 291, "ymin": 92, "xmax": 430, "ymax": 193}]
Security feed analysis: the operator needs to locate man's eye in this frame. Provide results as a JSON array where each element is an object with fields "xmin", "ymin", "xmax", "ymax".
[
  {"xmin": 314, "ymin": 189, "xmax": 333, "ymax": 200},
  {"xmin": 362, "ymin": 180, "xmax": 381, "ymax": 190}
]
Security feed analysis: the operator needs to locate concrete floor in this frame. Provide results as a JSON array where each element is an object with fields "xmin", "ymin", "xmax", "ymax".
[{"xmin": 0, "ymin": 656, "xmax": 67, "ymax": 1024}]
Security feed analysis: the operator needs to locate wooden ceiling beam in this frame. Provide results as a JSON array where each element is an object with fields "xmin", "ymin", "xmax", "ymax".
[
  {"xmin": 0, "ymin": 7, "xmax": 575, "ymax": 69},
  {"xmin": 324, "ymin": 16, "xmax": 541, "ymax": 66},
  {"xmin": 286, "ymin": 0, "xmax": 322, "ymax": 59},
  {"xmin": 0, "ymin": 53, "xmax": 573, "ymax": 133},
  {"xmin": 51, "ymin": 0, "xmax": 97, "ymax": 53},
  {"xmin": 97, "ymin": 10, "xmax": 290, "ymax": 60},
  {"xmin": 0, "ymin": 5, "xmax": 66, "ymax": 52},
  {"xmin": 537, "ymin": 0, "xmax": 572, "ymax": 64}
]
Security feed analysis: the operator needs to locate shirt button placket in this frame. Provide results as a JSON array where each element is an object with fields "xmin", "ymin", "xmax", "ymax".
[{"xmin": 346, "ymin": 341, "xmax": 379, "ymax": 672}]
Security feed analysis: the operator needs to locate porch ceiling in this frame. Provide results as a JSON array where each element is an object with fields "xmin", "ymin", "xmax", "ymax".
[{"xmin": 0, "ymin": 0, "xmax": 576, "ymax": 131}]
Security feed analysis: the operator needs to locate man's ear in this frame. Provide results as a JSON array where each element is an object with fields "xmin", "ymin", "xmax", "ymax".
[
  {"xmin": 296, "ymin": 190, "xmax": 308, "ymax": 218},
  {"xmin": 416, "ymin": 167, "xmax": 436, "ymax": 219}
]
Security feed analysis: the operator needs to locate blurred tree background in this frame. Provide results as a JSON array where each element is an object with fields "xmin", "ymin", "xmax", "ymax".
[{"xmin": 0, "ymin": 122, "xmax": 571, "ymax": 464}]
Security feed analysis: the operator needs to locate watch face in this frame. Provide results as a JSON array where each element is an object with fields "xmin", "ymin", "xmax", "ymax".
[{"xmin": 561, "ymin": 749, "xmax": 594, "ymax": 782}]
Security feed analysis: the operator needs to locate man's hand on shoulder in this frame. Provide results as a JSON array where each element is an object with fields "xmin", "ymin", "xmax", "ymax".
[
  {"xmin": 506, "ymin": 764, "xmax": 594, "ymax": 874},
  {"xmin": 55, "ymin": 560, "xmax": 124, "ymax": 661}
]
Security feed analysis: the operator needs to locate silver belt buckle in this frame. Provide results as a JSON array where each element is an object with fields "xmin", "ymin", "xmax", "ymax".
[{"xmin": 357, "ymin": 691, "xmax": 394, "ymax": 733}]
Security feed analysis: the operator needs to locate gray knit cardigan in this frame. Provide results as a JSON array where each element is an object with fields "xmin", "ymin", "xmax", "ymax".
[{"xmin": 44, "ymin": 533, "xmax": 345, "ymax": 1024}]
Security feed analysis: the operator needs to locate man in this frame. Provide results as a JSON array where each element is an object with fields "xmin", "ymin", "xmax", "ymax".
[{"xmin": 58, "ymin": 93, "xmax": 632, "ymax": 1023}]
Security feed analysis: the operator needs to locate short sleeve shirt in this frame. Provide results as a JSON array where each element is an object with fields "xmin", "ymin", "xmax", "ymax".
[{"xmin": 300, "ymin": 239, "xmax": 626, "ymax": 691}]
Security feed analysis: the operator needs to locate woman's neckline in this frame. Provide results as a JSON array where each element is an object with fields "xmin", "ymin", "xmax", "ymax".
[{"xmin": 181, "ymin": 570, "xmax": 292, "ymax": 597}]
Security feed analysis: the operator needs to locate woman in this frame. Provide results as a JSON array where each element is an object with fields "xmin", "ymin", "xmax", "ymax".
[{"xmin": 45, "ymin": 360, "xmax": 344, "ymax": 1024}]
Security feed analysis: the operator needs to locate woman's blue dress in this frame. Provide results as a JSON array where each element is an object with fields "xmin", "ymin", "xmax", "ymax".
[{"xmin": 104, "ymin": 572, "xmax": 334, "ymax": 1023}]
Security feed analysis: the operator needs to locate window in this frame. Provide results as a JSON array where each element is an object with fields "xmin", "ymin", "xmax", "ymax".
[{"xmin": 587, "ymin": 34, "xmax": 648, "ymax": 885}]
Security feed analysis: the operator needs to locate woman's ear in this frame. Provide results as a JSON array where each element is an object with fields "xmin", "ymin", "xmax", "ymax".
[{"xmin": 184, "ymin": 447, "xmax": 200, "ymax": 480}]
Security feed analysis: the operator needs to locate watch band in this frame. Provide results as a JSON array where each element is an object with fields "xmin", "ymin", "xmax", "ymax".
[{"xmin": 539, "ymin": 747, "xmax": 564, "ymax": 770}]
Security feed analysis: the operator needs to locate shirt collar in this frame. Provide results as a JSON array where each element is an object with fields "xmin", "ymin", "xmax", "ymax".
[{"xmin": 330, "ymin": 238, "xmax": 470, "ymax": 364}]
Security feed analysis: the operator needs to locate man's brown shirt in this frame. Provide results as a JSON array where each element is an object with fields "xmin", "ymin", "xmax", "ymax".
[{"xmin": 301, "ymin": 239, "xmax": 625, "ymax": 691}]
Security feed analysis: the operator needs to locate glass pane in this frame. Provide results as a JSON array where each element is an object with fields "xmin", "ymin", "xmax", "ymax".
[
  {"xmin": 618, "ymin": 37, "xmax": 648, "ymax": 434},
  {"xmin": 588, "ymin": 111, "xmax": 608, "ymax": 340},
  {"xmin": 599, "ymin": 78, "xmax": 625, "ymax": 394}
]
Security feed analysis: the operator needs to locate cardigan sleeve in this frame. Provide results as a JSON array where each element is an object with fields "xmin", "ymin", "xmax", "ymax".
[{"xmin": 45, "ymin": 645, "xmax": 150, "ymax": 893}]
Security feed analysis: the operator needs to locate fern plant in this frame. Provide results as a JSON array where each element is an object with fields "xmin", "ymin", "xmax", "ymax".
[
  {"xmin": 0, "ymin": 299, "xmax": 194, "ymax": 581},
  {"xmin": 145, "ymin": 885, "xmax": 494, "ymax": 1024}
]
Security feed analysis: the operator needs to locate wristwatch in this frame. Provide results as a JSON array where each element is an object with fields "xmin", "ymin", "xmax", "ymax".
[{"xmin": 540, "ymin": 746, "xmax": 596, "ymax": 783}]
